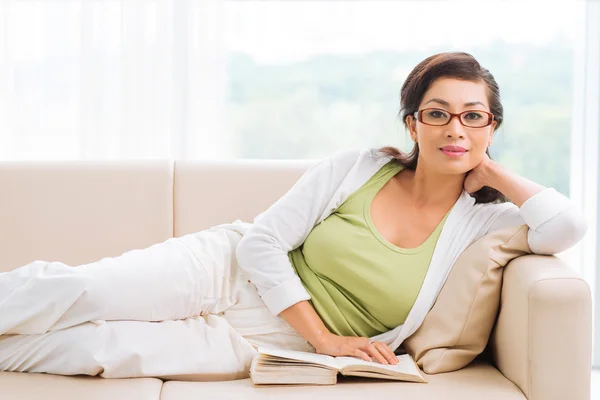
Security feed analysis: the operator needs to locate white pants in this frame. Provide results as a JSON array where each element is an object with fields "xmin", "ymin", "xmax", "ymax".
[{"xmin": 0, "ymin": 224, "xmax": 314, "ymax": 380}]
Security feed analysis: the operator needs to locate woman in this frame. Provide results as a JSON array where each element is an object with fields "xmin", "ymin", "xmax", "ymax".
[{"xmin": 0, "ymin": 52, "xmax": 587, "ymax": 380}]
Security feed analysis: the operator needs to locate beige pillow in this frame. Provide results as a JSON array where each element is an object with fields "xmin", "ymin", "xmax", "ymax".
[{"xmin": 403, "ymin": 224, "xmax": 531, "ymax": 374}]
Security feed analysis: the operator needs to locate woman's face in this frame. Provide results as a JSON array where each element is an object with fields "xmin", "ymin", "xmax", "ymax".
[{"xmin": 407, "ymin": 78, "xmax": 497, "ymax": 176}]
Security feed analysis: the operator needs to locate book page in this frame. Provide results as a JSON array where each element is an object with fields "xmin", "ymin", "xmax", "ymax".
[
  {"xmin": 336, "ymin": 354, "xmax": 422, "ymax": 376},
  {"xmin": 257, "ymin": 347, "xmax": 340, "ymax": 370}
]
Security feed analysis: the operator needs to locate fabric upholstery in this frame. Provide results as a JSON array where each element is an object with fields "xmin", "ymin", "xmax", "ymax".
[
  {"xmin": 160, "ymin": 361, "xmax": 526, "ymax": 400},
  {"xmin": 490, "ymin": 254, "xmax": 592, "ymax": 400},
  {"xmin": 403, "ymin": 224, "xmax": 531, "ymax": 374},
  {"xmin": 0, "ymin": 161, "xmax": 174, "ymax": 272},
  {"xmin": 0, "ymin": 371, "xmax": 162, "ymax": 400}
]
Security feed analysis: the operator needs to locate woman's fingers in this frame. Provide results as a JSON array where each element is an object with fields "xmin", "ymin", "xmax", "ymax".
[
  {"xmin": 370, "ymin": 341, "xmax": 399, "ymax": 365},
  {"xmin": 352, "ymin": 348, "xmax": 371, "ymax": 363},
  {"xmin": 376, "ymin": 342, "xmax": 399, "ymax": 364},
  {"xmin": 366, "ymin": 342, "xmax": 388, "ymax": 364},
  {"xmin": 340, "ymin": 337, "xmax": 399, "ymax": 365}
]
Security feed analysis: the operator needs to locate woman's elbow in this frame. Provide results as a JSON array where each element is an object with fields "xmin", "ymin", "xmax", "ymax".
[{"xmin": 530, "ymin": 209, "xmax": 588, "ymax": 255}]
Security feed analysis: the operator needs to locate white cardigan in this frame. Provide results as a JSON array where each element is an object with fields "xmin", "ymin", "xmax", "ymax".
[{"xmin": 233, "ymin": 148, "xmax": 587, "ymax": 352}]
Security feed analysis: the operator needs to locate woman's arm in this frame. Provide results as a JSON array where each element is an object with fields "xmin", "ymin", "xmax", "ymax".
[
  {"xmin": 469, "ymin": 157, "xmax": 546, "ymax": 207},
  {"xmin": 466, "ymin": 156, "xmax": 588, "ymax": 254},
  {"xmin": 279, "ymin": 301, "xmax": 332, "ymax": 348},
  {"xmin": 236, "ymin": 148, "xmax": 399, "ymax": 364}
]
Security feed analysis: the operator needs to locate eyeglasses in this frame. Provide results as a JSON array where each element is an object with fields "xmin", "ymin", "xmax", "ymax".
[{"xmin": 413, "ymin": 108, "xmax": 495, "ymax": 128}]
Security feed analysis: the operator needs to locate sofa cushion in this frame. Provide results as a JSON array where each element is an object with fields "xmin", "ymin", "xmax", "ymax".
[
  {"xmin": 159, "ymin": 361, "xmax": 525, "ymax": 400},
  {"xmin": 173, "ymin": 160, "xmax": 314, "ymax": 236},
  {"xmin": 0, "ymin": 371, "xmax": 163, "ymax": 400},
  {"xmin": 0, "ymin": 161, "xmax": 174, "ymax": 272},
  {"xmin": 403, "ymin": 224, "xmax": 531, "ymax": 374}
]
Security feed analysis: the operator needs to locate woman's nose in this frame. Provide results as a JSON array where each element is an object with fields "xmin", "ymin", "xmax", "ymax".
[{"xmin": 445, "ymin": 116, "xmax": 465, "ymax": 138}]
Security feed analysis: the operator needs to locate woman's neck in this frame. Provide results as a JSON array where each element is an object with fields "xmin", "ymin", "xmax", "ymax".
[{"xmin": 399, "ymin": 163, "xmax": 465, "ymax": 209}]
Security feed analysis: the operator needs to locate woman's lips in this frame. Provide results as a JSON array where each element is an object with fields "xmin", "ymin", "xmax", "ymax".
[{"xmin": 440, "ymin": 145, "xmax": 467, "ymax": 157}]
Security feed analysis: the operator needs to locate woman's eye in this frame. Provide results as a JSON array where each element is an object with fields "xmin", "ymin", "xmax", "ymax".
[
  {"xmin": 429, "ymin": 111, "xmax": 447, "ymax": 118},
  {"xmin": 465, "ymin": 112, "xmax": 482, "ymax": 120}
]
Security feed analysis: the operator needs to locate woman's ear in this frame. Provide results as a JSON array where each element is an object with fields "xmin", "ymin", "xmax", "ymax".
[
  {"xmin": 406, "ymin": 115, "xmax": 417, "ymax": 142},
  {"xmin": 489, "ymin": 121, "xmax": 497, "ymax": 146}
]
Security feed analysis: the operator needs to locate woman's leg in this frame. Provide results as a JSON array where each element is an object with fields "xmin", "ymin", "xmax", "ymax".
[
  {"xmin": 0, "ymin": 227, "xmax": 244, "ymax": 335},
  {"xmin": 0, "ymin": 271, "xmax": 313, "ymax": 380},
  {"xmin": 0, "ymin": 315, "xmax": 257, "ymax": 381}
]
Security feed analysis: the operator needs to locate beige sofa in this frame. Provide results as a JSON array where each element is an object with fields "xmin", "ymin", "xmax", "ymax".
[{"xmin": 0, "ymin": 159, "xmax": 592, "ymax": 400}]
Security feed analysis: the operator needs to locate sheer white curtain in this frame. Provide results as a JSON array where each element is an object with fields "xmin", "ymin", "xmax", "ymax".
[{"xmin": 0, "ymin": 0, "xmax": 227, "ymax": 161}]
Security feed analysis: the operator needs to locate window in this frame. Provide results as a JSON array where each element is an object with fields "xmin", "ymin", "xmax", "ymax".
[{"xmin": 222, "ymin": 0, "xmax": 582, "ymax": 204}]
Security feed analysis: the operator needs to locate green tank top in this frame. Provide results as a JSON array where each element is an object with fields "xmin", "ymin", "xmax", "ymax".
[{"xmin": 289, "ymin": 160, "xmax": 451, "ymax": 337}]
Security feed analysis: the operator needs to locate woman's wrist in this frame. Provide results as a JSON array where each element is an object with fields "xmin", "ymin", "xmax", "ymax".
[
  {"xmin": 486, "ymin": 160, "xmax": 545, "ymax": 207},
  {"xmin": 310, "ymin": 330, "xmax": 335, "ymax": 349}
]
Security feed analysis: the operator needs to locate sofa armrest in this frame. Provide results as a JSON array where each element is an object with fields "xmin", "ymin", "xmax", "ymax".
[{"xmin": 489, "ymin": 254, "xmax": 592, "ymax": 400}]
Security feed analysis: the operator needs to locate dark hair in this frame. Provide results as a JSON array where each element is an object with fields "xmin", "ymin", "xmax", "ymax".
[{"xmin": 379, "ymin": 52, "xmax": 508, "ymax": 204}]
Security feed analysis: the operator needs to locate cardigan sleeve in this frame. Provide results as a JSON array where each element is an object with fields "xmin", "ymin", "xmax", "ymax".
[
  {"xmin": 235, "ymin": 149, "xmax": 359, "ymax": 316},
  {"xmin": 484, "ymin": 187, "xmax": 588, "ymax": 255}
]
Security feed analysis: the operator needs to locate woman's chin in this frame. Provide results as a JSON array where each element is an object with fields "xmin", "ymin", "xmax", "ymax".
[
  {"xmin": 437, "ymin": 165, "xmax": 471, "ymax": 176},
  {"xmin": 422, "ymin": 155, "xmax": 473, "ymax": 175}
]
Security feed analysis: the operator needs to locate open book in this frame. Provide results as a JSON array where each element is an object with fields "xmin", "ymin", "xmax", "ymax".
[{"xmin": 250, "ymin": 347, "xmax": 427, "ymax": 386}]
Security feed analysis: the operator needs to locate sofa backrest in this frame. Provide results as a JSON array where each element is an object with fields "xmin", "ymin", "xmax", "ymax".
[
  {"xmin": 0, "ymin": 160, "xmax": 314, "ymax": 272},
  {"xmin": 173, "ymin": 160, "xmax": 313, "ymax": 237}
]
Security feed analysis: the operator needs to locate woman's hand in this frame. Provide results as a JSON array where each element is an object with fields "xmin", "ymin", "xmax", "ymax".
[
  {"xmin": 313, "ymin": 333, "xmax": 399, "ymax": 365},
  {"xmin": 464, "ymin": 154, "xmax": 546, "ymax": 207},
  {"xmin": 464, "ymin": 153, "xmax": 493, "ymax": 194}
]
